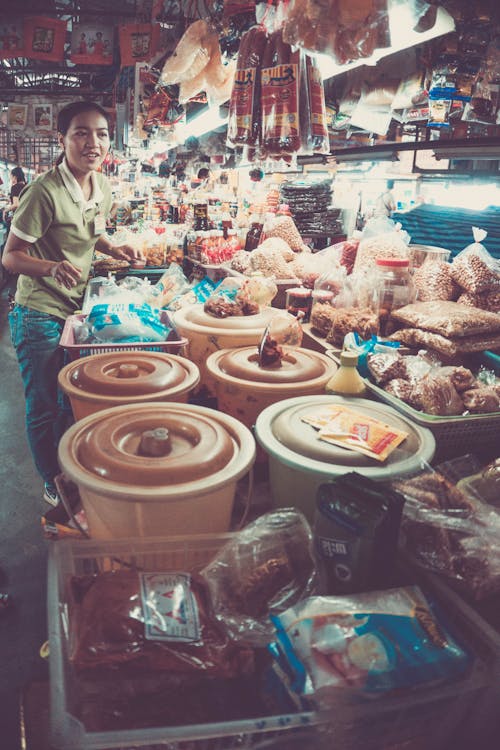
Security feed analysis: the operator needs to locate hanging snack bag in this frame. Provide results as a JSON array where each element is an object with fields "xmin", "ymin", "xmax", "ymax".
[
  {"xmin": 261, "ymin": 30, "xmax": 301, "ymax": 156},
  {"xmin": 227, "ymin": 25, "xmax": 268, "ymax": 147},
  {"xmin": 451, "ymin": 228, "xmax": 500, "ymax": 294}
]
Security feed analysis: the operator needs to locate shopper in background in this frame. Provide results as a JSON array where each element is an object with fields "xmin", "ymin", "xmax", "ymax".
[
  {"xmin": 374, "ymin": 179, "xmax": 396, "ymax": 218},
  {"xmin": 1, "ymin": 166, "xmax": 27, "ymax": 227},
  {"xmin": 2, "ymin": 100, "xmax": 144, "ymax": 508}
]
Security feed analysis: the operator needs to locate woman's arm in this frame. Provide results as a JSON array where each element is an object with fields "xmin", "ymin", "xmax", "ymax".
[{"xmin": 2, "ymin": 232, "xmax": 81, "ymax": 289}]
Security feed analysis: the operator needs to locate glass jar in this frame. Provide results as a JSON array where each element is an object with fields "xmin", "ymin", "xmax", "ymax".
[
  {"xmin": 375, "ymin": 258, "xmax": 414, "ymax": 337},
  {"xmin": 286, "ymin": 287, "xmax": 312, "ymax": 320},
  {"xmin": 244, "ymin": 213, "xmax": 264, "ymax": 252}
]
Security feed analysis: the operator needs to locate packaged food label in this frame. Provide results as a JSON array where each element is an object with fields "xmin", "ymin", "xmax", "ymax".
[
  {"xmin": 261, "ymin": 63, "xmax": 299, "ymax": 140},
  {"xmin": 140, "ymin": 572, "xmax": 201, "ymax": 642},
  {"xmin": 230, "ymin": 67, "xmax": 257, "ymax": 132}
]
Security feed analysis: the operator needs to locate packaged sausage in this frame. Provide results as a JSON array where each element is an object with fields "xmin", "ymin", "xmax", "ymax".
[
  {"xmin": 300, "ymin": 53, "xmax": 330, "ymax": 154},
  {"xmin": 227, "ymin": 25, "xmax": 268, "ymax": 147},
  {"xmin": 261, "ymin": 30, "xmax": 301, "ymax": 156}
]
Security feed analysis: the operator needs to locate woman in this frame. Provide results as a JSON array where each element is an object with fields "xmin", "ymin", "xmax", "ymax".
[
  {"xmin": 2, "ymin": 100, "xmax": 143, "ymax": 507},
  {"xmin": 2, "ymin": 166, "xmax": 26, "ymax": 227}
]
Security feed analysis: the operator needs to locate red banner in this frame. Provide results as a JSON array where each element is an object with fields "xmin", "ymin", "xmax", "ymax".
[
  {"xmin": 23, "ymin": 16, "xmax": 67, "ymax": 63},
  {"xmin": 119, "ymin": 23, "xmax": 160, "ymax": 67}
]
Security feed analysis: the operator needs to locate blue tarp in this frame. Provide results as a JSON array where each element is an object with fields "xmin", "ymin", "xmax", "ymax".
[{"xmin": 392, "ymin": 204, "xmax": 500, "ymax": 259}]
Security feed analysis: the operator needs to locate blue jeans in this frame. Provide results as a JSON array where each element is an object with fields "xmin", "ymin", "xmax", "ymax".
[{"xmin": 8, "ymin": 304, "xmax": 72, "ymax": 485}]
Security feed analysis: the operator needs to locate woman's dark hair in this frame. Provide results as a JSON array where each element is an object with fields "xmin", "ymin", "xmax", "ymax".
[
  {"xmin": 11, "ymin": 166, "xmax": 26, "ymax": 183},
  {"xmin": 55, "ymin": 101, "xmax": 110, "ymax": 165},
  {"xmin": 197, "ymin": 167, "xmax": 210, "ymax": 180}
]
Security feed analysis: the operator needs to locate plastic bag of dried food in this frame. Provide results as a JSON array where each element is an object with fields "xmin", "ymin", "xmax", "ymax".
[
  {"xmin": 388, "ymin": 327, "xmax": 500, "ymax": 358},
  {"xmin": 204, "ymin": 278, "xmax": 260, "ymax": 318},
  {"xmin": 462, "ymin": 387, "xmax": 500, "ymax": 414},
  {"xmin": 457, "ymin": 290, "xmax": 500, "ymax": 314},
  {"xmin": 412, "ymin": 373, "xmax": 464, "ymax": 416},
  {"xmin": 69, "ymin": 569, "xmax": 252, "ymax": 676},
  {"xmin": 263, "ymin": 213, "xmax": 306, "ymax": 252},
  {"xmin": 354, "ymin": 219, "xmax": 410, "ymax": 273},
  {"xmin": 385, "ymin": 378, "xmax": 421, "ymax": 409},
  {"xmin": 414, "ymin": 259, "xmax": 454, "ymax": 302},
  {"xmin": 269, "ymin": 586, "xmax": 469, "ymax": 701},
  {"xmin": 450, "ymin": 229, "xmax": 500, "ymax": 294},
  {"xmin": 393, "ymin": 467, "xmax": 500, "ymax": 599},
  {"xmin": 201, "ymin": 510, "xmax": 318, "ymax": 646},
  {"xmin": 367, "ymin": 352, "xmax": 408, "ymax": 385},
  {"xmin": 437, "ymin": 366, "xmax": 477, "ymax": 393},
  {"xmin": 390, "ymin": 301, "xmax": 500, "ymax": 338}
]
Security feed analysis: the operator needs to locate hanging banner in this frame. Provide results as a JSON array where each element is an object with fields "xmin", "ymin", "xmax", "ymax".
[
  {"xmin": 119, "ymin": 23, "xmax": 160, "ymax": 67},
  {"xmin": 33, "ymin": 103, "xmax": 53, "ymax": 132},
  {"xmin": 70, "ymin": 22, "xmax": 114, "ymax": 65},
  {"xmin": 0, "ymin": 17, "xmax": 25, "ymax": 59},
  {"xmin": 7, "ymin": 104, "xmax": 28, "ymax": 131},
  {"xmin": 23, "ymin": 16, "xmax": 67, "ymax": 63}
]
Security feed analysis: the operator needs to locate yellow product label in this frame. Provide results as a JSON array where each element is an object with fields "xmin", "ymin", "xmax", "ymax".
[{"xmin": 301, "ymin": 406, "xmax": 408, "ymax": 462}]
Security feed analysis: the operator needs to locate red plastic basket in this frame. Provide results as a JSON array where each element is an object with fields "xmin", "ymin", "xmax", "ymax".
[{"xmin": 59, "ymin": 313, "xmax": 188, "ymax": 361}]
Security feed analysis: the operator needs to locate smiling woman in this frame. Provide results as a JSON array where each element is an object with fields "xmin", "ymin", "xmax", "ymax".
[{"xmin": 1, "ymin": 100, "xmax": 145, "ymax": 509}]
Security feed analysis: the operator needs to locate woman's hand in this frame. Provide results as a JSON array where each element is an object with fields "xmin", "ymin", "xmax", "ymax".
[
  {"xmin": 49, "ymin": 260, "xmax": 82, "ymax": 289},
  {"xmin": 112, "ymin": 243, "xmax": 145, "ymax": 263}
]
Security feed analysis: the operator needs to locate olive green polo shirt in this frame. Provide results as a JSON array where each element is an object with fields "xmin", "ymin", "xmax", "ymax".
[{"xmin": 11, "ymin": 160, "xmax": 112, "ymax": 319}]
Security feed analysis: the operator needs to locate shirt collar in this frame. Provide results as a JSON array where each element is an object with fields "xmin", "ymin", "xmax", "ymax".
[{"xmin": 58, "ymin": 158, "xmax": 104, "ymax": 210}]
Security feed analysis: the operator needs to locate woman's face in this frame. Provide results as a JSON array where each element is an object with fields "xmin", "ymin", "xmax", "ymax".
[{"xmin": 59, "ymin": 109, "xmax": 110, "ymax": 177}]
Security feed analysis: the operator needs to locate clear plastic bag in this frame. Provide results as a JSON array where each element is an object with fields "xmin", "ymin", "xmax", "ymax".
[
  {"xmin": 450, "ymin": 228, "xmax": 500, "ymax": 293},
  {"xmin": 390, "ymin": 300, "xmax": 500, "ymax": 338},
  {"xmin": 393, "ymin": 465, "xmax": 500, "ymax": 599},
  {"xmin": 354, "ymin": 219, "xmax": 410, "ymax": 273},
  {"xmin": 203, "ymin": 277, "xmax": 260, "ymax": 318},
  {"xmin": 201, "ymin": 510, "xmax": 318, "ymax": 646},
  {"xmin": 457, "ymin": 290, "xmax": 500, "ymax": 314},
  {"xmin": 414, "ymin": 259, "xmax": 454, "ymax": 302}
]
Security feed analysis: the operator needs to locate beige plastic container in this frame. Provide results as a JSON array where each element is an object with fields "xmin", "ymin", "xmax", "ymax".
[
  {"xmin": 255, "ymin": 395, "xmax": 435, "ymax": 522},
  {"xmin": 172, "ymin": 305, "xmax": 291, "ymax": 397},
  {"xmin": 58, "ymin": 402, "xmax": 256, "ymax": 539},
  {"xmin": 206, "ymin": 346, "xmax": 337, "ymax": 461},
  {"xmin": 58, "ymin": 351, "xmax": 200, "ymax": 420}
]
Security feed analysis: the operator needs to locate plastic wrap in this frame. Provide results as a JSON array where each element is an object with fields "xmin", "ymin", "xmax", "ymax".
[
  {"xmin": 354, "ymin": 219, "xmax": 410, "ymax": 273},
  {"xmin": 457, "ymin": 289, "xmax": 500, "ymax": 313},
  {"xmin": 263, "ymin": 212, "xmax": 306, "ymax": 252},
  {"xmin": 201, "ymin": 510, "xmax": 318, "ymax": 646},
  {"xmin": 389, "ymin": 327, "xmax": 500, "ymax": 358},
  {"xmin": 450, "ymin": 229, "xmax": 500, "ymax": 293},
  {"xmin": 203, "ymin": 277, "xmax": 260, "ymax": 318},
  {"xmin": 390, "ymin": 300, "xmax": 500, "ymax": 338},
  {"xmin": 413, "ymin": 375, "xmax": 464, "ymax": 416},
  {"xmin": 300, "ymin": 53, "xmax": 330, "ymax": 154},
  {"xmin": 367, "ymin": 352, "xmax": 408, "ymax": 385},
  {"xmin": 86, "ymin": 302, "xmax": 170, "ymax": 343},
  {"xmin": 227, "ymin": 25, "xmax": 268, "ymax": 147},
  {"xmin": 159, "ymin": 20, "xmax": 218, "ymax": 86},
  {"xmin": 69, "ymin": 569, "xmax": 251, "ymax": 676},
  {"xmin": 261, "ymin": 30, "xmax": 301, "ymax": 156},
  {"xmin": 414, "ymin": 259, "xmax": 454, "ymax": 302},
  {"xmin": 393, "ymin": 467, "xmax": 500, "ymax": 599},
  {"xmin": 461, "ymin": 387, "xmax": 500, "ymax": 414},
  {"xmin": 270, "ymin": 586, "xmax": 469, "ymax": 700}
]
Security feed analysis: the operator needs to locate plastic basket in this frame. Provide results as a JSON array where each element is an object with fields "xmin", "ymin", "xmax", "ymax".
[
  {"xmin": 48, "ymin": 534, "xmax": 498, "ymax": 750},
  {"xmin": 364, "ymin": 378, "xmax": 500, "ymax": 458},
  {"xmin": 59, "ymin": 313, "xmax": 188, "ymax": 362}
]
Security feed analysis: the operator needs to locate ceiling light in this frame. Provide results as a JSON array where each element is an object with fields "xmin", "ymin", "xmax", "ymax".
[{"xmin": 182, "ymin": 107, "xmax": 229, "ymax": 141}]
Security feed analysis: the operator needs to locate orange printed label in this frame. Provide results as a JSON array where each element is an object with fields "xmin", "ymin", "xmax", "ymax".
[
  {"xmin": 261, "ymin": 63, "xmax": 299, "ymax": 141},
  {"xmin": 229, "ymin": 67, "xmax": 256, "ymax": 133}
]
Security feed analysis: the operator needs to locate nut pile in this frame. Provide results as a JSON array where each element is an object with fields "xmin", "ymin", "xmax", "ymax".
[{"xmin": 414, "ymin": 260, "xmax": 454, "ymax": 302}]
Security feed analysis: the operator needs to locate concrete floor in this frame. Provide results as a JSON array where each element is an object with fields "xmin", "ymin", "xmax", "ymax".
[{"xmin": 0, "ymin": 278, "xmax": 49, "ymax": 749}]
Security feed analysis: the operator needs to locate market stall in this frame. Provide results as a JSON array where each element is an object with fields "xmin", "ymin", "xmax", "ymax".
[{"xmin": 1, "ymin": 2, "xmax": 499, "ymax": 749}]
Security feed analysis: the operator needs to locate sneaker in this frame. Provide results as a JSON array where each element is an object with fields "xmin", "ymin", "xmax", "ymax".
[{"xmin": 43, "ymin": 483, "xmax": 61, "ymax": 507}]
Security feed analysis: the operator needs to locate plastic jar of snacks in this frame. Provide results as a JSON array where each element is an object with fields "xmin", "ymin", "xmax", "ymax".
[{"xmin": 375, "ymin": 258, "xmax": 414, "ymax": 337}]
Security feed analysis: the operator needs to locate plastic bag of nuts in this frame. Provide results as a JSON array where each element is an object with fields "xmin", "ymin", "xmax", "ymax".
[
  {"xmin": 414, "ymin": 259, "xmax": 454, "ymax": 302},
  {"xmin": 263, "ymin": 214, "xmax": 307, "ymax": 253},
  {"xmin": 450, "ymin": 228, "xmax": 500, "ymax": 294}
]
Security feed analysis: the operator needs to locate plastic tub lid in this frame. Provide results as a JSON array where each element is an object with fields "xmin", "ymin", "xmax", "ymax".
[
  {"xmin": 58, "ymin": 402, "xmax": 256, "ymax": 499},
  {"xmin": 207, "ymin": 347, "xmax": 333, "ymax": 385},
  {"xmin": 254, "ymin": 395, "xmax": 435, "ymax": 480},
  {"xmin": 59, "ymin": 351, "xmax": 199, "ymax": 400},
  {"xmin": 173, "ymin": 304, "xmax": 282, "ymax": 332}
]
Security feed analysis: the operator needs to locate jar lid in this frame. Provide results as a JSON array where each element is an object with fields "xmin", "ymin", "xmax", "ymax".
[
  {"xmin": 61, "ymin": 404, "xmax": 235, "ymax": 487},
  {"xmin": 175, "ymin": 305, "xmax": 281, "ymax": 331},
  {"xmin": 287, "ymin": 287, "xmax": 312, "ymax": 298},
  {"xmin": 60, "ymin": 352, "xmax": 198, "ymax": 400},
  {"xmin": 254, "ymin": 396, "xmax": 435, "ymax": 479},
  {"xmin": 339, "ymin": 351, "xmax": 359, "ymax": 367},
  {"xmin": 375, "ymin": 258, "xmax": 409, "ymax": 267},
  {"xmin": 208, "ymin": 347, "xmax": 331, "ymax": 385}
]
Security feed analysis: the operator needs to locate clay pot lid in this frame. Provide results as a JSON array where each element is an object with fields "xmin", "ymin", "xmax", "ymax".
[
  {"xmin": 210, "ymin": 347, "xmax": 331, "ymax": 384},
  {"xmin": 64, "ymin": 352, "xmax": 192, "ymax": 397},
  {"xmin": 178, "ymin": 305, "xmax": 279, "ymax": 330},
  {"xmin": 255, "ymin": 396, "xmax": 435, "ymax": 478},
  {"xmin": 72, "ymin": 405, "xmax": 234, "ymax": 486}
]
